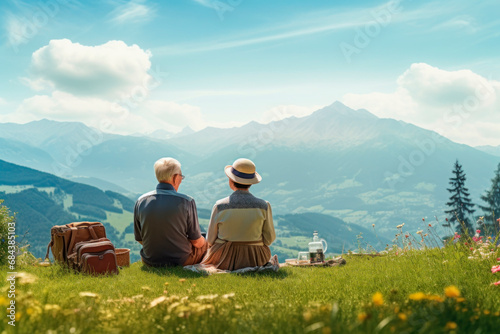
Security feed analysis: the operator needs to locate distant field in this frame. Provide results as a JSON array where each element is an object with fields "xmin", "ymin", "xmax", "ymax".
[
  {"xmin": 62, "ymin": 193, "xmax": 73, "ymax": 210},
  {"xmin": 105, "ymin": 210, "xmax": 133, "ymax": 234},
  {"xmin": 278, "ymin": 236, "xmax": 310, "ymax": 250},
  {"xmin": 0, "ymin": 185, "xmax": 34, "ymax": 194}
]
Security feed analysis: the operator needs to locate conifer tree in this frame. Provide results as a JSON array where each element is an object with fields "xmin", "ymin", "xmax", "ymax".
[
  {"xmin": 478, "ymin": 163, "xmax": 500, "ymax": 232},
  {"xmin": 445, "ymin": 160, "xmax": 475, "ymax": 234}
]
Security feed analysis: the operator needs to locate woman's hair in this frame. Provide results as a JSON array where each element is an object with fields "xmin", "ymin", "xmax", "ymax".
[
  {"xmin": 233, "ymin": 182, "xmax": 251, "ymax": 189},
  {"xmin": 154, "ymin": 157, "xmax": 181, "ymax": 183}
]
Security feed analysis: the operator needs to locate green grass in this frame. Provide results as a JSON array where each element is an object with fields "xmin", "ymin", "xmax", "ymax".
[{"xmin": 1, "ymin": 246, "xmax": 499, "ymax": 334}]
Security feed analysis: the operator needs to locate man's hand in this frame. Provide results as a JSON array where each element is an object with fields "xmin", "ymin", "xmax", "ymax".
[{"xmin": 190, "ymin": 236, "xmax": 206, "ymax": 248}]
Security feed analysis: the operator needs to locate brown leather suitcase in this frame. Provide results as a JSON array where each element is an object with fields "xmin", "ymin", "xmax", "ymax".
[
  {"xmin": 46, "ymin": 222, "xmax": 107, "ymax": 262},
  {"xmin": 81, "ymin": 250, "xmax": 119, "ymax": 275},
  {"xmin": 70, "ymin": 238, "xmax": 119, "ymax": 275}
]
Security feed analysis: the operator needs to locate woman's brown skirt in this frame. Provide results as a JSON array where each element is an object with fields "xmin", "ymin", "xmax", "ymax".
[{"xmin": 200, "ymin": 241, "xmax": 271, "ymax": 271}]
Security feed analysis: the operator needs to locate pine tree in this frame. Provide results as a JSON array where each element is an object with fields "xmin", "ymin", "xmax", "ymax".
[
  {"xmin": 478, "ymin": 163, "xmax": 500, "ymax": 233},
  {"xmin": 445, "ymin": 160, "xmax": 475, "ymax": 234}
]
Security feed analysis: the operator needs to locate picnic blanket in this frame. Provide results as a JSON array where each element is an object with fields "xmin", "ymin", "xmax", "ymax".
[
  {"xmin": 184, "ymin": 255, "xmax": 280, "ymax": 275},
  {"xmin": 281, "ymin": 256, "xmax": 347, "ymax": 267}
]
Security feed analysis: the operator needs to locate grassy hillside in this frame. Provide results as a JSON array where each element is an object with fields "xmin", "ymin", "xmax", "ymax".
[{"xmin": 1, "ymin": 245, "xmax": 499, "ymax": 333}]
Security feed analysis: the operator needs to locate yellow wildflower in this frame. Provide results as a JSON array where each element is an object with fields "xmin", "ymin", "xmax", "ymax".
[
  {"xmin": 444, "ymin": 286, "xmax": 460, "ymax": 298},
  {"xmin": 484, "ymin": 310, "xmax": 490, "ymax": 315},
  {"xmin": 303, "ymin": 311, "xmax": 312, "ymax": 322},
  {"xmin": 426, "ymin": 295, "xmax": 444, "ymax": 302},
  {"xmin": 372, "ymin": 292, "xmax": 384, "ymax": 306},
  {"xmin": 0, "ymin": 296, "xmax": 9, "ymax": 306},
  {"xmin": 357, "ymin": 312, "xmax": 369, "ymax": 322},
  {"xmin": 445, "ymin": 322, "xmax": 457, "ymax": 330},
  {"xmin": 409, "ymin": 292, "xmax": 426, "ymax": 301},
  {"xmin": 456, "ymin": 297, "xmax": 465, "ymax": 303},
  {"xmin": 398, "ymin": 313, "xmax": 407, "ymax": 321}
]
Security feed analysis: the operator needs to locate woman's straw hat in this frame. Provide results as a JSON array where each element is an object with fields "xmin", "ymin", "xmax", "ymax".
[{"xmin": 224, "ymin": 158, "xmax": 262, "ymax": 185}]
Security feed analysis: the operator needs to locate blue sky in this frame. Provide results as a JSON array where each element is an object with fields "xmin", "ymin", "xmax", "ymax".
[{"xmin": 1, "ymin": 0, "xmax": 500, "ymax": 146}]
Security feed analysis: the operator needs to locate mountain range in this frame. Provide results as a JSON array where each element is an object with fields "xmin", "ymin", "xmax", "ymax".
[{"xmin": 1, "ymin": 101, "xmax": 499, "ymax": 239}]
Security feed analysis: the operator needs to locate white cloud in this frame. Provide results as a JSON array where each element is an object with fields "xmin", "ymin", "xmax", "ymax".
[
  {"xmin": 109, "ymin": 1, "xmax": 154, "ymax": 24},
  {"xmin": 397, "ymin": 63, "xmax": 496, "ymax": 108},
  {"xmin": 157, "ymin": 1, "xmax": 460, "ymax": 56},
  {"xmin": 2, "ymin": 91, "xmax": 206, "ymax": 135},
  {"xmin": 29, "ymin": 39, "xmax": 153, "ymax": 97},
  {"xmin": 0, "ymin": 97, "xmax": 6, "ymax": 105},
  {"xmin": 342, "ymin": 63, "xmax": 500, "ymax": 146},
  {"xmin": 19, "ymin": 77, "xmax": 54, "ymax": 91},
  {"xmin": 430, "ymin": 15, "xmax": 478, "ymax": 34},
  {"xmin": 3, "ymin": 38, "xmax": 211, "ymax": 134}
]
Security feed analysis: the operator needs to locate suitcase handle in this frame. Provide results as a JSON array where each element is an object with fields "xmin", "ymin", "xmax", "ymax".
[
  {"xmin": 67, "ymin": 225, "xmax": 100, "ymax": 259},
  {"xmin": 44, "ymin": 240, "xmax": 53, "ymax": 260}
]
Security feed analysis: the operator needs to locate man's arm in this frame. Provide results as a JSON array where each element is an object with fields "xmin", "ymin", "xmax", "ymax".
[
  {"xmin": 190, "ymin": 237, "xmax": 205, "ymax": 248},
  {"xmin": 133, "ymin": 200, "xmax": 143, "ymax": 245},
  {"xmin": 186, "ymin": 199, "xmax": 205, "ymax": 248}
]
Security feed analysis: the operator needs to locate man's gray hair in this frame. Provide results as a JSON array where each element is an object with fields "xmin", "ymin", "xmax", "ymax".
[{"xmin": 154, "ymin": 157, "xmax": 181, "ymax": 183}]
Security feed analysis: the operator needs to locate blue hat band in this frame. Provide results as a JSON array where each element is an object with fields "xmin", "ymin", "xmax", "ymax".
[{"xmin": 231, "ymin": 167, "xmax": 255, "ymax": 179}]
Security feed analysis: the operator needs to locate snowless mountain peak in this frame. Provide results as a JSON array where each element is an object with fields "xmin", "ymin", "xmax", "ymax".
[{"xmin": 310, "ymin": 101, "xmax": 378, "ymax": 120}]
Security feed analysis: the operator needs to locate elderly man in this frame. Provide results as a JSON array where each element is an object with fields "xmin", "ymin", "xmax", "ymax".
[{"xmin": 134, "ymin": 157, "xmax": 207, "ymax": 267}]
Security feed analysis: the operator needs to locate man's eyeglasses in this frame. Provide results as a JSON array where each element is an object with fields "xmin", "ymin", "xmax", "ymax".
[{"xmin": 180, "ymin": 174, "xmax": 185, "ymax": 180}]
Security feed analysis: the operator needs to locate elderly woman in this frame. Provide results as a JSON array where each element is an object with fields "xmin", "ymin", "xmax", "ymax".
[{"xmin": 200, "ymin": 158, "xmax": 276, "ymax": 270}]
